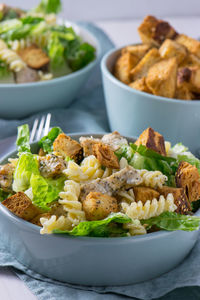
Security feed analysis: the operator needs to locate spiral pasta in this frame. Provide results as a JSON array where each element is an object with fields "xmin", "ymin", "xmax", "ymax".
[
  {"xmin": 58, "ymin": 180, "xmax": 85, "ymax": 226},
  {"xmin": 38, "ymin": 70, "xmax": 53, "ymax": 81},
  {"xmin": 121, "ymin": 193, "xmax": 177, "ymax": 220},
  {"xmin": 40, "ymin": 215, "xmax": 72, "ymax": 234},
  {"xmin": 117, "ymin": 188, "xmax": 135, "ymax": 202},
  {"xmin": 0, "ymin": 39, "xmax": 25, "ymax": 72},
  {"xmin": 124, "ymin": 220, "xmax": 147, "ymax": 236},
  {"xmin": 8, "ymin": 34, "xmax": 50, "ymax": 51},
  {"xmin": 139, "ymin": 169, "xmax": 167, "ymax": 189}
]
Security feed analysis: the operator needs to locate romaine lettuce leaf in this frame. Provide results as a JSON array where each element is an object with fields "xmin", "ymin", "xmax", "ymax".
[
  {"xmin": 34, "ymin": 0, "xmax": 61, "ymax": 14},
  {"xmin": 30, "ymin": 174, "xmax": 65, "ymax": 210},
  {"xmin": 0, "ymin": 19, "xmax": 21, "ymax": 35},
  {"xmin": 38, "ymin": 126, "xmax": 63, "ymax": 153},
  {"xmin": 16, "ymin": 124, "xmax": 30, "ymax": 154},
  {"xmin": 141, "ymin": 211, "xmax": 200, "ymax": 231},
  {"xmin": 12, "ymin": 152, "xmax": 39, "ymax": 192},
  {"xmin": 53, "ymin": 213, "xmax": 131, "ymax": 237}
]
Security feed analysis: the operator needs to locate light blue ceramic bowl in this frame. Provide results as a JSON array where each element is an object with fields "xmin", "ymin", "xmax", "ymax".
[
  {"xmin": 101, "ymin": 47, "xmax": 200, "ymax": 155},
  {"xmin": 0, "ymin": 133, "xmax": 199, "ymax": 286},
  {"xmin": 0, "ymin": 24, "xmax": 100, "ymax": 119}
]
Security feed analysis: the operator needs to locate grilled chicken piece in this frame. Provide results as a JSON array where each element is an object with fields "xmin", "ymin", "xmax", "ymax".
[
  {"xmin": 80, "ymin": 166, "xmax": 142, "ymax": 201},
  {"xmin": 83, "ymin": 192, "xmax": 118, "ymax": 221},
  {"xmin": 39, "ymin": 154, "xmax": 67, "ymax": 178},
  {"xmin": 0, "ymin": 163, "xmax": 15, "ymax": 193},
  {"xmin": 79, "ymin": 136, "xmax": 101, "ymax": 156},
  {"xmin": 15, "ymin": 67, "xmax": 40, "ymax": 83},
  {"xmin": 101, "ymin": 131, "xmax": 128, "ymax": 151}
]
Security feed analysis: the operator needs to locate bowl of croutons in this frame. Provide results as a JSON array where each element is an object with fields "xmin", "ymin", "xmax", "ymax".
[{"xmin": 101, "ymin": 15, "xmax": 200, "ymax": 154}]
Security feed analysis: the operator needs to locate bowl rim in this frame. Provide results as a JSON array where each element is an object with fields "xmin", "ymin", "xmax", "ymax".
[
  {"xmin": 0, "ymin": 131, "xmax": 199, "ymax": 242},
  {"xmin": 101, "ymin": 46, "xmax": 200, "ymax": 104},
  {"xmin": 0, "ymin": 23, "xmax": 100, "ymax": 88}
]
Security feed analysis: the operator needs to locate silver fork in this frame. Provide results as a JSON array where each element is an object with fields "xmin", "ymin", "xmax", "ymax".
[{"xmin": 30, "ymin": 113, "xmax": 51, "ymax": 142}]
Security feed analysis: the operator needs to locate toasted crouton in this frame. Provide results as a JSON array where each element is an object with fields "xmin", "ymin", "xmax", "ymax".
[
  {"xmin": 159, "ymin": 39, "xmax": 187, "ymax": 64},
  {"xmin": 92, "ymin": 143, "xmax": 120, "ymax": 169},
  {"xmin": 158, "ymin": 186, "xmax": 191, "ymax": 214},
  {"xmin": 30, "ymin": 213, "xmax": 51, "ymax": 226},
  {"xmin": 114, "ymin": 52, "xmax": 139, "ymax": 84},
  {"xmin": 175, "ymin": 84, "xmax": 193, "ymax": 100},
  {"xmin": 83, "ymin": 192, "xmax": 118, "ymax": 221},
  {"xmin": 177, "ymin": 67, "xmax": 200, "ymax": 93},
  {"xmin": 2, "ymin": 192, "xmax": 41, "ymax": 221},
  {"xmin": 175, "ymin": 161, "xmax": 200, "ymax": 202},
  {"xmin": 135, "ymin": 127, "xmax": 166, "ymax": 156},
  {"xmin": 122, "ymin": 44, "xmax": 151, "ymax": 59},
  {"xmin": 39, "ymin": 154, "xmax": 66, "ymax": 178},
  {"xmin": 130, "ymin": 48, "xmax": 161, "ymax": 81},
  {"xmin": 138, "ymin": 15, "xmax": 177, "ymax": 47},
  {"xmin": 19, "ymin": 45, "xmax": 50, "ymax": 69},
  {"xmin": 53, "ymin": 133, "xmax": 83, "ymax": 163},
  {"xmin": 38, "ymin": 148, "xmax": 46, "ymax": 156},
  {"xmin": 146, "ymin": 57, "xmax": 177, "ymax": 98},
  {"xmin": 133, "ymin": 186, "xmax": 160, "ymax": 203},
  {"xmin": 175, "ymin": 34, "xmax": 200, "ymax": 58},
  {"xmin": 79, "ymin": 137, "xmax": 101, "ymax": 156},
  {"xmin": 0, "ymin": 163, "xmax": 14, "ymax": 193},
  {"xmin": 180, "ymin": 53, "xmax": 200, "ymax": 68},
  {"xmin": 129, "ymin": 77, "xmax": 151, "ymax": 93}
]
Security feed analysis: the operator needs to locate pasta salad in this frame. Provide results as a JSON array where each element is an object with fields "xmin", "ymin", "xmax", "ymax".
[
  {"xmin": 0, "ymin": 0, "xmax": 95, "ymax": 83},
  {"xmin": 1, "ymin": 125, "xmax": 200, "ymax": 237}
]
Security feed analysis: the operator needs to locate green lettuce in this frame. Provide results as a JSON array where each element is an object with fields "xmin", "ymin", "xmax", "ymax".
[
  {"xmin": 34, "ymin": 0, "xmax": 62, "ymax": 14},
  {"xmin": 141, "ymin": 211, "xmax": 200, "ymax": 231},
  {"xmin": 16, "ymin": 124, "xmax": 30, "ymax": 154},
  {"xmin": 0, "ymin": 188, "xmax": 9, "ymax": 202},
  {"xmin": 30, "ymin": 174, "xmax": 65, "ymax": 210},
  {"xmin": 38, "ymin": 126, "xmax": 63, "ymax": 153},
  {"xmin": 53, "ymin": 213, "xmax": 131, "ymax": 237},
  {"xmin": 12, "ymin": 152, "xmax": 39, "ymax": 192}
]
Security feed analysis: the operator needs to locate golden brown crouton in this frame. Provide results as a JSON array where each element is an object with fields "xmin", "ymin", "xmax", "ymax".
[
  {"xmin": 175, "ymin": 84, "xmax": 193, "ymax": 100},
  {"xmin": 129, "ymin": 77, "xmax": 152, "ymax": 93},
  {"xmin": 130, "ymin": 48, "xmax": 161, "ymax": 81},
  {"xmin": 138, "ymin": 15, "xmax": 177, "ymax": 47},
  {"xmin": 19, "ymin": 45, "xmax": 50, "ymax": 69},
  {"xmin": 175, "ymin": 161, "xmax": 200, "ymax": 202},
  {"xmin": 180, "ymin": 53, "xmax": 200, "ymax": 68},
  {"xmin": 2, "ymin": 192, "xmax": 41, "ymax": 221},
  {"xmin": 176, "ymin": 34, "xmax": 200, "ymax": 58},
  {"xmin": 114, "ymin": 52, "xmax": 139, "ymax": 84},
  {"xmin": 0, "ymin": 163, "xmax": 15, "ymax": 193},
  {"xmin": 158, "ymin": 186, "xmax": 191, "ymax": 214},
  {"xmin": 39, "ymin": 154, "xmax": 66, "ymax": 178},
  {"xmin": 159, "ymin": 39, "xmax": 187, "ymax": 64},
  {"xmin": 92, "ymin": 143, "xmax": 120, "ymax": 169},
  {"xmin": 83, "ymin": 192, "xmax": 118, "ymax": 221},
  {"xmin": 122, "ymin": 44, "xmax": 151, "ymax": 59},
  {"xmin": 30, "ymin": 213, "xmax": 51, "ymax": 226},
  {"xmin": 79, "ymin": 137, "xmax": 101, "ymax": 156},
  {"xmin": 38, "ymin": 148, "xmax": 46, "ymax": 156},
  {"xmin": 53, "ymin": 133, "xmax": 83, "ymax": 163},
  {"xmin": 146, "ymin": 57, "xmax": 177, "ymax": 98},
  {"xmin": 135, "ymin": 127, "xmax": 166, "ymax": 156},
  {"xmin": 133, "ymin": 186, "xmax": 160, "ymax": 204},
  {"xmin": 177, "ymin": 67, "xmax": 200, "ymax": 93}
]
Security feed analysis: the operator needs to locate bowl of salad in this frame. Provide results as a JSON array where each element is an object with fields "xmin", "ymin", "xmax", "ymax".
[
  {"xmin": 0, "ymin": 125, "xmax": 200, "ymax": 285},
  {"xmin": 0, "ymin": 0, "xmax": 99, "ymax": 118}
]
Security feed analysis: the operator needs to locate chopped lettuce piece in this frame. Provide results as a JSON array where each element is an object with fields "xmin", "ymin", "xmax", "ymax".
[
  {"xmin": 38, "ymin": 126, "xmax": 63, "ymax": 153},
  {"xmin": 12, "ymin": 152, "xmax": 39, "ymax": 192},
  {"xmin": 16, "ymin": 124, "xmax": 30, "ymax": 154},
  {"xmin": 0, "ymin": 19, "xmax": 21, "ymax": 35},
  {"xmin": 21, "ymin": 16, "xmax": 44, "ymax": 25},
  {"xmin": 47, "ymin": 32, "xmax": 65, "ymax": 68},
  {"xmin": 115, "ymin": 145, "xmax": 135, "ymax": 163},
  {"xmin": 53, "ymin": 213, "xmax": 131, "ymax": 237},
  {"xmin": 30, "ymin": 174, "xmax": 65, "ymax": 210},
  {"xmin": 0, "ymin": 60, "xmax": 14, "ymax": 83},
  {"xmin": 0, "ymin": 188, "xmax": 9, "ymax": 202},
  {"xmin": 141, "ymin": 211, "xmax": 200, "ymax": 231},
  {"xmin": 34, "ymin": 0, "xmax": 62, "ymax": 14}
]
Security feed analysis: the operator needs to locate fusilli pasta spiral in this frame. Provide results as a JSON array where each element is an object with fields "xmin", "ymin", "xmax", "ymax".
[
  {"xmin": 40, "ymin": 215, "xmax": 72, "ymax": 234},
  {"xmin": 139, "ymin": 169, "xmax": 167, "ymax": 189},
  {"xmin": 121, "ymin": 193, "xmax": 176, "ymax": 220},
  {"xmin": 124, "ymin": 220, "xmax": 147, "ymax": 236},
  {"xmin": 117, "ymin": 188, "xmax": 135, "ymax": 202},
  {"xmin": 8, "ymin": 34, "xmax": 50, "ymax": 51},
  {"xmin": 58, "ymin": 180, "xmax": 85, "ymax": 226},
  {"xmin": 0, "ymin": 39, "xmax": 25, "ymax": 71}
]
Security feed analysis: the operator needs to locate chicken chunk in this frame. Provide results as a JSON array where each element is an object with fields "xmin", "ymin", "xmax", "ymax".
[
  {"xmin": 177, "ymin": 67, "xmax": 200, "ymax": 93},
  {"xmin": 39, "ymin": 154, "xmax": 67, "ymax": 178},
  {"xmin": 101, "ymin": 131, "xmax": 128, "ymax": 151},
  {"xmin": 83, "ymin": 192, "xmax": 118, "ymax": 221},
  {"xmin": 158, "ymin": 186, "xmax": 191, "ymax": 214},
  {"xmin": 175, "ymin": 161, "xmax": 200, "ymax": 202},
  {"xmin": 80, "ymin": 166, "xmax": 142, "ymax": 201},
  {"xmin": 2, "ymin": 192, "xmax": 41, "ymax": 221},
  {"xmin": 133, "ymin": 186, "xmax": 160, "ymax": 204},
  {"xmin": 135, "ymin": 127, "xmax": 166, "ymax": 156},
  {"xmin": 159, "ymin": 39, "xmax": 187, "ymax": 64},
  {"xmin": 53, "ymin": 133, "xmax": 83, "ymax": 163},
  {"xmin": 114, "ymin": 52, "xmax": 139, "ymax": 84},
  {"xmin": 176, "ymin": 34, "xmax": 200, "ymax": 58},
  {"xmin": 146, "ymin": 57, "xmax": 177, "ymax": 98},
  {"xmin": 19, "ymin": 45, "xmax": 50, "ymax": 69},
  {"xmin": 130, "ymin": 48, "xmax": 161, "ymax": 81},
  {"xmin": 129, "ymin": 77, "xmax": 151, "ymax": 93},
  {"xmin": 79, "ymin": 136, "xmax": 101, "ymax": 156},
  {"xmin": 0, "ymin": 163, "xmax": 15, "ymax": 193},
  {"xmin": 15, "ymin": 67, "xmax": 40, "ymax": 84},
  {"xmin": 138, "ymin": 15, "xmax": 177, "ymax": 47},
  {"xmin": 92, "ymin": 143, "xmax": 119, "ymax": 169},
  {"xmin": 122, "ymin": 44, "xmax": 151, "ymax": 59}
]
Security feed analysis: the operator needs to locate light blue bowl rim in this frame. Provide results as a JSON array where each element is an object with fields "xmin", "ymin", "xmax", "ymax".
[
  {"xmin": 0, "ymin": 131, "xmax": 199, "ymax": 242},
  {"xmin": 101, "ymin": 46, "xmax": 200, "ymax": 104},
  {"xmin": 0, "ymin": 24, "xmax": 100, "ymax": 89}
]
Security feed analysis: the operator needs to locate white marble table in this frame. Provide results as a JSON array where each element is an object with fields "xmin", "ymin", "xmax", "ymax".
[{"xmin": 1, "ymin": 16, "xmax": 200, "ymax": 300}]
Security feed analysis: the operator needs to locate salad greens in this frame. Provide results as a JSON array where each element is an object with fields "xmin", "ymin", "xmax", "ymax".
[
  {"xmin": 141, "ymin": 212, "xmax": 200, "ymax": 232},
  {"xmin": 38, "ymin": 126, "xmax": 62, "ymax": 153},
  {"xmin": 53, "ymin": 213, "xmax": 131, "ymax": 237},
  {"xmin": 34, "ymin": 0, "xmax": 62, "ymax": 14},
  {"xmin": 16, "ymin": 124, "xmax": 31, "ymax": 154},
  {"xmin": 0, "ymin": 188, "xmax": 10, "ymax": 202}
]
